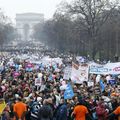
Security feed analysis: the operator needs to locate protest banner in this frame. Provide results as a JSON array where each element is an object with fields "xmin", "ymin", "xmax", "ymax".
[
  {"xmin": 89, "ymin": 62, "xmax": 120, "ymax": 75},
  {"xmin": 64, "ymin": 83, "xmax": 74, "ymax": 99}
]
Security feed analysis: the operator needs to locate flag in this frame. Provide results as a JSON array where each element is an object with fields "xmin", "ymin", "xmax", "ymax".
[
  {"xmin": 64, "ymin": 83, "xmax": 74, "ymax": 99},
  {"xmin": 0, "ymin": 100, "xmax": 6, "ymax": 115},
  {"xmin": 100, "ymin": 79, "xmax": 105, "ymax": 92},
  {"xmin": 109, "ymin": 80, "xmax": 116, "ymax": 85}
]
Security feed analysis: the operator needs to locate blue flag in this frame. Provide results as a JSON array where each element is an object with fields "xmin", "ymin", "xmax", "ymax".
[
  {"xmin": 100, "ymin": 79, "xmax": 105, "ymax": 92},
  {"xmin": 64, "ymin": 83, "xmax": 74, "ymax": 99}
]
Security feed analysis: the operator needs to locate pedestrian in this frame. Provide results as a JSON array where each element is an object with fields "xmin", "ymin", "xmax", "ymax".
[
  {"xmin": 38, "ymin": 99, "xmax": 53, "ymax": 120},
  {"xmin": 13, "ymin": 97, "xmax": 27, "ymax": 120},
  {"xmin": 55, "ymin": 98, "xmax": 67, "ymax": 120},
  {"xmin": 72, "ymin": 100, "xmax": 93, "ymax": 120}
]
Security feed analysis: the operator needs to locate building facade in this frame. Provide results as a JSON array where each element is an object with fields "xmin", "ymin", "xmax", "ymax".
[{"xmin": 16, "ymin": 13, "xmax": 44, "ymax": 41}]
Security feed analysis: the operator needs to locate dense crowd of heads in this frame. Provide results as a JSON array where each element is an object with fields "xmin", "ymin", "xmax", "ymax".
[{"xmin": 0, "ymin": 52, "xmax": 120, "ymax": 120}]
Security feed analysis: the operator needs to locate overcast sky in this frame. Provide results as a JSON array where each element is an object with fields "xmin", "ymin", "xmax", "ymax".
[{"xmin": 0, "ymin": 0, "xmax": 70, "ymax": 23}]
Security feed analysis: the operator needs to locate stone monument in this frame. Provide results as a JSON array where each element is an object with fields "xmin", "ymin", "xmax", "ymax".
[{"xmin": 16, "ymin": 13, "xmax": 44, "ymax": 41}]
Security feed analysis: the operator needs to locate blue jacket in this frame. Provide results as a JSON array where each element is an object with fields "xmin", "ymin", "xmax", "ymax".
[{"xmin": 56, "ymin": 104, "xmax": 67, "ymax": 120}]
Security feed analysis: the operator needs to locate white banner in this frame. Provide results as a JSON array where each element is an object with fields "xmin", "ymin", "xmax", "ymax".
[
  {"xmin": 71, "ymin": 62, "xmax": 89, "ymax": 84},
  {"xmin": 89, "ymin": 62, "xmax": 120, "ymax": 75}
]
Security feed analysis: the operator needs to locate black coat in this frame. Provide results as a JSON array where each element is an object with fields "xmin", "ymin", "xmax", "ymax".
[{"xmin": 38, "ymin": 104, "xmax": 53, "ymax": 120}]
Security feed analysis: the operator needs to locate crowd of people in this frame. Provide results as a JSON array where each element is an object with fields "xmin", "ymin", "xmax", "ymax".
[{"xmin": 0, "ymin": 52, "xmax": 120, "ymax": 120}]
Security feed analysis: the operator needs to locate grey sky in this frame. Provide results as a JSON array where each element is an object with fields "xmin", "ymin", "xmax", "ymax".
[{"xmin": 0, "ymin": 0, "xmax": 71, "ymax": 23}]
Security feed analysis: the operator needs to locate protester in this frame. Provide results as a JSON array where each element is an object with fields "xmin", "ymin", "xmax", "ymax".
[
  {"xmin": 38, "ymin": 99, "xmax": 53, "ymax": 120},
  {"xmin": 13, "ymin": 97, "xmax": 27, "ymax": 120},
  {"xmin": 108, "ymin": 105, "xmax": 120, "ymax": 120},
  {"xmin": 55, "ymin": 97, "xmax": 67, "ymax": 120},
  {"xmin": 72, "ymin": 99, "xmax": 93, "ymax": 120},
  {"xmin": 96, "ymin": 100, "xmax": 108, "ymax": 120}
]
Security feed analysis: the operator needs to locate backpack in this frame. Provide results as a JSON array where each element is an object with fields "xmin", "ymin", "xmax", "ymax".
[
  {"xmin": 38, "ymin": 104, "xmax": 53, "ymax": 120},
  {"xmin": 30, "ymin": 101, "xmax": 41, "ymax": 119}
]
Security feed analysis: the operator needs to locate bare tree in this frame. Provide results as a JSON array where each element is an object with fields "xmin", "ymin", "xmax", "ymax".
[
  {"xmin": 66, "ymin": 0, "xmax": 119, "ymax": 59},
  {"xmin": 0, "ymin": 9, "xmax": 16, "ymax": 48},
  {"xmin": 33, "ymin": 0, "xmax": 120, "ymax": 61}
]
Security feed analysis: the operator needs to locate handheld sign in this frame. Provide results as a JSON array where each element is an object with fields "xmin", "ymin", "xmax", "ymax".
[{"xmin": 35, "ymin": 78, "xmax": 42, "ymax": 86}]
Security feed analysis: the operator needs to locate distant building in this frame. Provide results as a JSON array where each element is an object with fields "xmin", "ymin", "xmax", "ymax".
[{"xmin": 16, "ymin": 13, "xmax": 44, "ymax": 41}]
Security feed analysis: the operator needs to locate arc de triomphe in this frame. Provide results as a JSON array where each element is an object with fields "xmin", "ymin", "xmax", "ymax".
[{"xmin": 16, "ymin": 13, "xmax": 44, "ymax": 41}]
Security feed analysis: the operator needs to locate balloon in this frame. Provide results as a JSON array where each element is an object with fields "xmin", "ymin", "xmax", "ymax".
[{"xmin": 38, "ymin": 73, "xmax": 43, "ymax": 78}]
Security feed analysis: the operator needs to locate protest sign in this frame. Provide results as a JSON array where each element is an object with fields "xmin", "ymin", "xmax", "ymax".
[
  {"xmin": 64, "ymin": 83, "xmax": 74, "ymax": 99},
  {"xmin": 79, "ymin": 64, "xmax": 89, "ymax": 83},
  {"xmin": 71, "ymin": 62, "xmax": 89, "ymax": 84},
  {"xmin": 71, "ymin": 62, "xmax": 80, "ymax": 83},
  {"xmin": 109, "ymin": 79, "xmax": 116, "ymax": 85},
  {"xmin": 35, "ymin": 78, "xmax": 42, "ymax": 86},
  {"xmin": 88, "ymin": 81, "xmax": 94, "ymax": 87},
  {"xmin": 94, "ymin": 86, "xmax": 101, "ymax": 95},
  {"xmin": 63, "ymin": 67, "xmax": 71, "ymax": 80}
]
